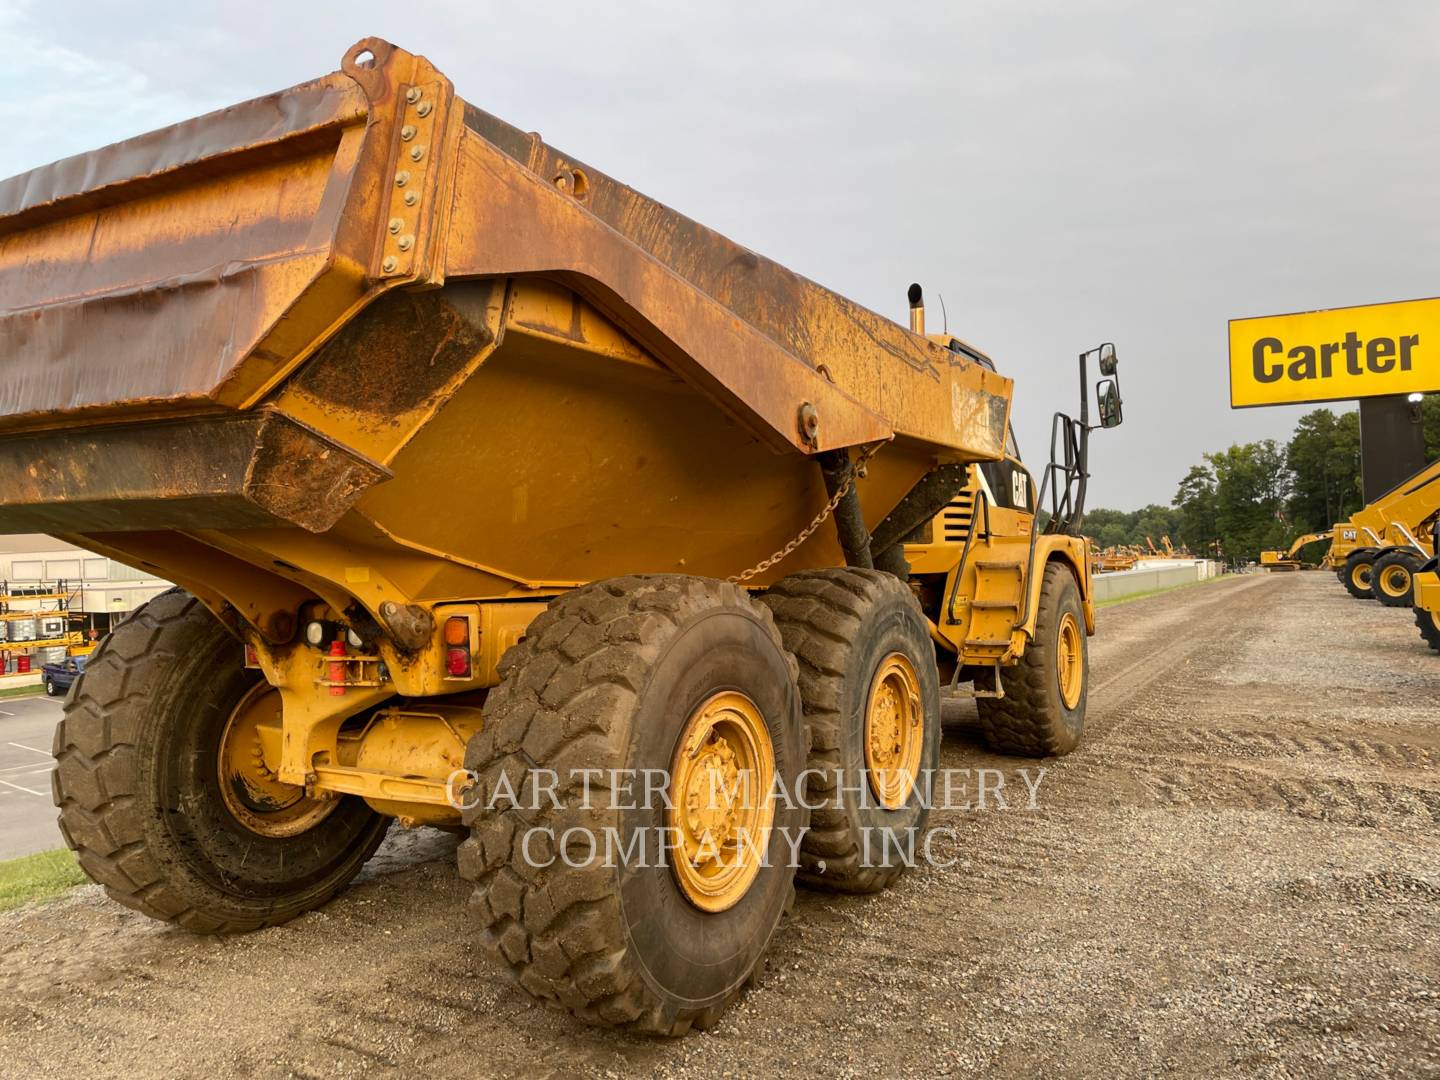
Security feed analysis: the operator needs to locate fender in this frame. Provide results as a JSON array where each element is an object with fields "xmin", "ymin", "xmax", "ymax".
[{"xmin": 1022, "ymin": 536, "xmax": 1093, "ymax": 637}]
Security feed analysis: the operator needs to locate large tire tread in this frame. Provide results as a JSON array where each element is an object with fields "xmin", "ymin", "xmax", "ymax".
[
  {"xmin": 53, "ymin": 588, "xmax": 386, "ymax": 933},
  {"xmin": 760, "ymin": 568, "xmax": 934, "ymax": 894},
  {"xmin": 1342, "ymin": 550, "xmax": 1378, "ymax": 601},
  {"xmin": 457, "ymin": 575, "xmax": 799, "ymax": 1036},
  {"xmin": 1373, "ymin": 550, "xmax": 1421, "ymax": 608},
  {"xmin": 976, "ymin": 563, "xmax": 1085, "ymax": 758},
  {"xmin": 1416, "ymin": 606, "xmax": 1440, "ymax": 653}
]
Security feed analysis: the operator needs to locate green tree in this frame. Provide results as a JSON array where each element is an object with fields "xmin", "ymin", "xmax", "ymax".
[
  {"xmin": 1173, "ymin": 464, "xmax": 1218, "ymax": 553},
  {"xmin": 1286, "ymin": 408, "xmax": 1361, "ymax": 531},
  {"xmin": 1421, "ymin": 394, "xmax": 1440, "ymax": 460},
  {"xmin": 1205, "ymin": 440, "xmax": 1290, "ymax": 561}
]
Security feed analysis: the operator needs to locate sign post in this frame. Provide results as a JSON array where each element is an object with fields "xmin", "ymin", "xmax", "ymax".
[{"xmin": 1358, "ymin": 396, "xmax": 1426, "ymax": 502}]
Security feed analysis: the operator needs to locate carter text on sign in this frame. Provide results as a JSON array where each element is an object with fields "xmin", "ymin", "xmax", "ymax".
[{"xmin": 1229, "ymin": 297, "xmax": 1440, "ymax": 407}]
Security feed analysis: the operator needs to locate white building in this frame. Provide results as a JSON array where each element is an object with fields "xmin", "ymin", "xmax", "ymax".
[{"xmin": 0, "ymin": 535, "xmax": 173, "ymax": 685}]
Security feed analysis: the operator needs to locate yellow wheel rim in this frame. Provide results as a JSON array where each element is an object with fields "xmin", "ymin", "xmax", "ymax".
[
  {"xmin": 1352, "ymin": 563, "xmax": 1372, "ymax": 590},
  {"xmin": 668, "ymin": 691, "xmax": 775, "ymax": 913},
  {"xmin": 1056, "ymin": 611, "xmax": 1084, "ymax": 711},
  {"xmin": 217, "ymin": 682, "xmax": 337, "ymax": 838},
  {"xmin": 1381, "ymin": 565, "xmax": 1410, "ymax": 597},
  {"xmin": 863, "ymin": 654, "xmax": 924, "ymax": 810}
]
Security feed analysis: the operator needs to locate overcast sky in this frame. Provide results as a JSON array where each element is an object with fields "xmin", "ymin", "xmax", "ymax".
[{"xmin": 3, "ymin": 1, "xmax": 1436, "ymax": 509}]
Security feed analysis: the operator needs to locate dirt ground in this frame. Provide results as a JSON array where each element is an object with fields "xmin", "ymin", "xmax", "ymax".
[{"xmin": 1, "ymin": 572, "xmax": 1437, "ymax": 1079}]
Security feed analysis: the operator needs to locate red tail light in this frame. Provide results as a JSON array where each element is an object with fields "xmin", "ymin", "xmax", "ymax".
[{"xmin": 446, "ymin": 646, "xmax": 471, "ymax": 678}]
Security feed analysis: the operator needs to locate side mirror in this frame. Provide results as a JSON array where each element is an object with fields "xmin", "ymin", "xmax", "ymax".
[
  {"xmin": 1098, "ymin": 343, "xmax": 1118, "ymax": 377},
  {"xmin": 1097, "ymin": 378, "xmax": 1123, "ymax": 428}
]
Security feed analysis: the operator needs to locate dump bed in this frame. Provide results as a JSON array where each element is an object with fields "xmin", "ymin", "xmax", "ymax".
[{"xmin": 0, "ymin": 38, "xmax": 1011, "ymax": 586}]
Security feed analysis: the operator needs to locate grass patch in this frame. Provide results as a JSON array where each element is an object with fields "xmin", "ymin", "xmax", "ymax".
[
  {"xmin": 0, "ymin": 684, "xmax": 46, "ymax": 700},
  {"xmin": 0, "ymin": 848, "xmax": 86, "ymax": 913},
  {"xmin": 1096, "ymin": 573, "xmax": 1234, "ymax": 608}
]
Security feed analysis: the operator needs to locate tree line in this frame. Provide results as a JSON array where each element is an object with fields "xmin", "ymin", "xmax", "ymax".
[{"xmin": 1085, "ymin": 398, "xmax": 1440, "ymax": 562}]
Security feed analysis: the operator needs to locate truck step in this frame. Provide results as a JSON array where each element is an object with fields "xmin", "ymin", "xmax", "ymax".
[
  {"xmin": 974, "ymin": 560, "xmax": 1024, "ymax": 572},
  {"xmin": 965, "ymin": 637, "xmax": 1013, "ymax": 648},
  {"xmin": 970, "ymin": 599, "xmax": 1019, "ymax": 610}
]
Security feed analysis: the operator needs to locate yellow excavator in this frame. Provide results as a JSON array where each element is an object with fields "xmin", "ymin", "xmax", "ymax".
[
  {"xmin": 1328, "ymin": 458, "xmax": 1440, "ymax": 605},
  {"xmin": 1260, "ymin": 531, "xmax": 1333, "ymax": 571}
]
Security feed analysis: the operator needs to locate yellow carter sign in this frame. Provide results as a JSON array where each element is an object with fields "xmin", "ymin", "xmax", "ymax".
[{"xmin": 1229, "ymin": 296, "xmax": 1440, "ymax": 408}]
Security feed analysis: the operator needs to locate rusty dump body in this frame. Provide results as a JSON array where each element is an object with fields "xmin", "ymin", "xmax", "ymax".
[{"xmin": 0, "ymin": 38, "xmax": 1011, "ymax": 613}]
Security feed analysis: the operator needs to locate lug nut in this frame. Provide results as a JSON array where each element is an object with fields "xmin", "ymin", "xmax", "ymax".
[
  {"xmin": 397, "ymin": 235, "xmax": 414, "ymax": 251},
  {"xmin": 406, "ymin": 87, "xmax": 423, "ymax": 104},
  {"xmin": 409, "ymin": 145, "xmax": 426, "ymax": 162},
  {"xmin": 381, "ymin": 256, "xmax": 398, "ymax": 273},
  {"xmin": 403, "ymin": 191, "xmax": 419, "ymax": 206},
  {"xmin": 395, "ymin": 170, "xmax": 410, "ymax": 187},
  {"xmin": 388, "ymin": 218, "xmax": 403, "ymax": 234},
  {"xmin": 400, "ymin": 124, "xmax": 417, "ymax": 141},
  {"xmin": 416, "ymin": 101, "xmax": 433, "ymax": 118}
]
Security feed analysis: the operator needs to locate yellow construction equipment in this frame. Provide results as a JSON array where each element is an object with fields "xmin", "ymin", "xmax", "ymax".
[
  {"xmin": 1259, "ymin": 531, "xmax": 1333, "ymax": 571},
  {"xmin": 1090, "ymin": 545, "xmax": 1140, "ymax": 573},
  {"xmin": 1410, "ymin": 523, "xmax": 1440, "ymax": 651},
  {"xmin": 0, "ymin": 39, "xmax": 1125, "ymax": 1034},
  {"xmin": 1323, "ymin": 458, "xmax": 1440, "ymax": 604}
]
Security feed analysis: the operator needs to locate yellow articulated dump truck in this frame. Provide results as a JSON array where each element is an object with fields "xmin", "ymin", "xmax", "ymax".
[
  {"xmin": 1327, "ymin": 458, "xmax": 1440, "ymax": 606},
  {"xmin": 0, "ymin": 40, "xmax": 1123, "ymax": 1033}
]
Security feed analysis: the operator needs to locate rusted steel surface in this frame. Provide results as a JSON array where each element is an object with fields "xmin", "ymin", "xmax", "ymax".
[
  {"xmin": 0, "ymin": 411, "xmax": 386, "ymax": 533},
  {"xmin": 443, "ymin": 131, "xmax": 894, "ymax": 455},
  {"xmin": 0, "ymin": 39, "xmax": 453, "ymax": 431},
  {"xmin": 461, "ymin": 102, "xmax": 1012, "ymax": 456},
  {"xmin": 0, "ymin": 37, "xmax": 1008, "ymax": 452},
  {"xmin": 0, "ymin": 78, "xmax": 366, "ymax": 230},
  {"xmin": 0, "ymin": 37, "xmax": 1014, "ymax": 558}
]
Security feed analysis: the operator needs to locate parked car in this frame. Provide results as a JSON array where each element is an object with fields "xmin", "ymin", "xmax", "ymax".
[{"xmin": 42, "ymin": 655, "xmax": 86, "ymax": 696}]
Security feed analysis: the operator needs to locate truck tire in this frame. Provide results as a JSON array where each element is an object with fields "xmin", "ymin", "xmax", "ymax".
[
  {"xmin": 52, "ymin": 589, "xmax": 389, "ymax": 932},
  {"xmin": 44, "ymin": 676, "xmax": 56, "ymax": 696},
  {"xmin": 1373, "ymin": 551, "xmax": 1421, "ymax": 607},
  {"xmin": 1416, "ymin": 606, "xmax": 1440, "ymax": 652},
  {"xmin": 1342, "ymin": 550, "xmax": 1378, "ymax": 600},
  {"xmin": 760, "ymin": 568, "xmax": 940, "ymax": 894},
  {"xmin": 458, "ymin": 575, "xmax": 807, "ymax": 1035},
  {"xmin": 976, "ymin": 562, "xmax": 1087, "ymax": 757}
]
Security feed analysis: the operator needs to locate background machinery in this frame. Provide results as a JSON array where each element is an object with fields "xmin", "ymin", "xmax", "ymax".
[
  {"xmin": 0, "ymin": 40, "xmax": 1123, "ymax": 1034},
  {"xmin": 1260, "ymin": 531, "xmax": 1333, "ymax": 572},
  {"xmin": 1326, "ymin": 458, "xmax": 1440, "ymax": 605}
]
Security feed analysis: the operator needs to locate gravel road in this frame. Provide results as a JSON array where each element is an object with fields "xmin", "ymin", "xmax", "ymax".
[{"xmin": 1, "ymin": 572, "xmax": 1436, "ymax": 1078}]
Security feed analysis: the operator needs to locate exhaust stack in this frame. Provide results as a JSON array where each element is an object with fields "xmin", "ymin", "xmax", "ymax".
[{"xmin": 907, "ymin": 283, "xmax": 925, "ymax": 336}]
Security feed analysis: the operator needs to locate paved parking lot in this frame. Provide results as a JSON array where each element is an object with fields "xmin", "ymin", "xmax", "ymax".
[{"xmin": 0, "ymin": 694, "xmax": 62, "ymax": 860}]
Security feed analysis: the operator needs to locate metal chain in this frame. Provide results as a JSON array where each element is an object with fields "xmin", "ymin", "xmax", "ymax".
[{"xmin": 728, "ymin": 443, "xmax": 883, "ymax": 584}]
